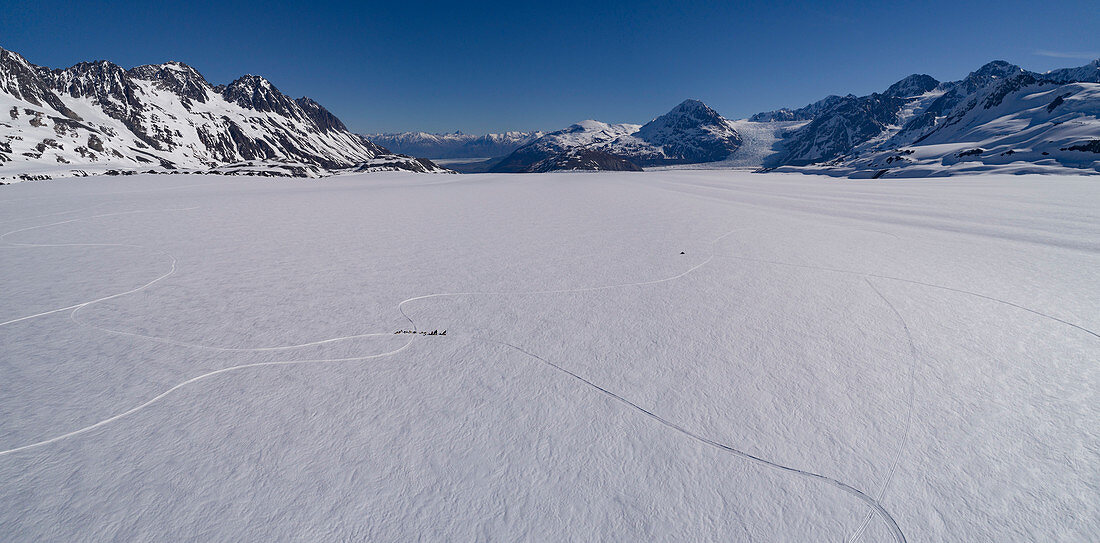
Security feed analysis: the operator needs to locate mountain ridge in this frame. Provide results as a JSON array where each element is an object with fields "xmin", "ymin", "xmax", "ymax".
[
  {"xmin": 0, "ymin": 46, "xmax": 449, "ymax": 179},
  {"xmin": 488, "ymin": 100, "xmax": 743, "ymax": 172}
]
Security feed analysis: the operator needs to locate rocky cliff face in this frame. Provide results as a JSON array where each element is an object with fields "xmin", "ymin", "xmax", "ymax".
[{"xmin": 0, "ymin": 46, "xmax": 448, "ymax": 179}]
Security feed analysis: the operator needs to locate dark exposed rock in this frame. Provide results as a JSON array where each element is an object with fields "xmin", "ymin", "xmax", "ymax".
[
  {"xmin": 1047, "ymin": 93, "xmax": 1069, "ymax": 113},
  {"xmin": 127, "ymin": 61, "xmax": 212, "ymax": 104},
  {"xmin": 0, "ymin": 47, "xmax": 81, "ymax": 120},
  {"xmin": 1061, "ymin": 140, "xmax": 1100, "ymax": 153},
  {"xmin": 775, "ymin": 93, "xmax": 909, "ymax": 165},
  {"xmin": 222, "ymin": 75, "xmax": 301, "ymax": 117},
  {"xmin": 528, "ymin": 148, "xmax": 642, "ymax": 172},
  {"xmin": 295, "ymin": 97, "xmax": 347, "ymax": 132},
  {"xmin": 883, "ymin": 74, "xmax": 939, "ymax": 98}
]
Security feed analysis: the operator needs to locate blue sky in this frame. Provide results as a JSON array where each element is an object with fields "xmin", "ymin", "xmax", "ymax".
[{"xmin": 3, "ymin": 1, "xmax": 1098, "ymax": 134}]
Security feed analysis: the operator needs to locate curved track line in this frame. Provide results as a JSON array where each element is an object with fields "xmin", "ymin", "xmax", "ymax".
[
  {"xmin": 476, "ymin": 337, "xmax": 907, "ymax": 543},
  {"xmin": 1, "ymin": 206, "xmax": 396, "ymax": 350},
  {"xmin": 0, "ymin": 224, "xmax": 746, "ymax": 454},
  {"xmin": 0, "ymin": 337, "xmax": 415, "ymax": 457},
  {"xmin": 846, "ymin": 280, "xmax": 918, "ymax": 543},
  {"xmin": 3, "ymin": 209, "xmax": 915, "ymax": 541},
  {"xmin": 0, "ymin": 209, "xmax": 196, "ymax": 328},
  {"xmin": 69, "ymin": 312, "xmax": 396, "ymax": 353},
  {"xmin": 0, "ymin": 248, "xmax": 178, "ymax": 328},
  {"xmin": 716, "ymin": 255, "xmax": 1099, "ymax": 340},
  {"xmin": 0, "ymin": 202, "xmax": 109, "ymax": 226},
  {"xmin": 394, "ymin": 228, "xmax": 747, "ymax": 313}
]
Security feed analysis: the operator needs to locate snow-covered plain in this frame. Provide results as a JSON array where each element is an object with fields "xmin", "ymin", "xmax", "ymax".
[{"xmin": 0, "ymin": 171, "xmax": 1097, "ymax": 541}]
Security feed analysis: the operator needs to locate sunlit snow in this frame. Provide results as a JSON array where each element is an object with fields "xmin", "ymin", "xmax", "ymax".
[{"xmin": 1, "ymin": 171, "xmax": 1097, "ymax": 541}]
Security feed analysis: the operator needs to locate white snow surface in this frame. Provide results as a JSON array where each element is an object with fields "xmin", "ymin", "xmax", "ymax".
[{"xmin": 1, "ymin": 171, "xmax": 1097, "ymax": 541}]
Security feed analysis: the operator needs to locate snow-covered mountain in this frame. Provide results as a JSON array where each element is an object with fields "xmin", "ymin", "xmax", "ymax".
[
  {"xmin": 489, "ymin": 100, "xmax": 742, "ymax": 172},
  {"xmin": 0, "ymin": 46, "xmax": 448, "ymax": 179},
  {"xmin": 361, "ymin": 131, "xmax": 544, "ymax": 159},
  {"xmin": 754, "ymin": 59, "xmax": 1100, "ymax": 177},
  {"xmin": 489, "ymin": 120, "xmax": 641, "ymax": 172},
  {"xmin": 749, "ymin": 94, "xmax": 855, "ymax": 123}
]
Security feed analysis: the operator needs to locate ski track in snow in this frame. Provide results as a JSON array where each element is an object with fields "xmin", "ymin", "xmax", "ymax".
[
  {"xmin": 474, "ymin": 337, "xmax": 908, "ymax": 543},
  {"xmin": 4, "ymin": 190, "xmax": 1096, "ymax": 539},
  {"xmin": 0, "ymin": 206, "xmax": 910, "ymax": 541},
  {"xmin": 0, "ymin": 209, "xmax": 196, "ymax": 328},
  {"xmin": 0, "ymin": 220, "xmax": 749, "ymax": 455},
  {"xmin": 714, "ymin": 255, "xmax": 1100, "ymax": 340},
  {"xmin": 846, "ymin": 279, "xmax": 919, "ymax": 543}
]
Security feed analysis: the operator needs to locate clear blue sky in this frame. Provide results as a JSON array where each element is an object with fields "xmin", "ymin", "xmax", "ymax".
[{"xmin": 3, "ymin": 1, "xmax": 1098, "ymax": 134}]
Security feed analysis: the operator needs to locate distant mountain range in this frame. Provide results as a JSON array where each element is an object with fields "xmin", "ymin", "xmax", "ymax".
[
  {"xmin": 485, "ymin": 100, "xmax": 743, "ymax": 172},
  {"xmin": 362, "ymin": 131, "xmax": 544, "ymax": 159},
  {"xmin": 759, "ymin": 59, "xmax": 1100, "ymax": 177},
  {"xmin": 0, "ymin": 46, "xmax": 449, "ymax": 180},
  {"xmin": 2, "ymin": 42, "xmax": 1098, "ymax": 180},
  {"xmin": 371, "ymin": 59, "xmax": 1100, "ymax": 177}
]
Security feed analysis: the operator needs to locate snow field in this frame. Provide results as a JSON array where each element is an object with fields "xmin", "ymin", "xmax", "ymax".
[{"xmin": 0, "ymin": 171, "xmax": 1097, "ymax": 541}]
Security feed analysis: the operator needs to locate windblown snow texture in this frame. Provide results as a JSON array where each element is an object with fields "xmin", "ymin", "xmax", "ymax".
[{"xmin": 1, "ymin": 171, "xmax": 1097, "ymax": 541}]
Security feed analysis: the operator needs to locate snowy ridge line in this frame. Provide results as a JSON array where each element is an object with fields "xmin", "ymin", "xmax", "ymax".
[
  {"xmin": 715, "ymin": 255, "xmax": 1100, "ymax": 340},
  {"xmin": 0, "ymin": 339, "xmax": 415, "ymax": 458},
  {"xmin": 0, "ymin": 208, "xmax": 197, "ymax": 328},
  {"xmin": 474, "ymin": 337, "xmax": 907, "ymax": 543},
  {"xmin": 847, "ymin": 280, "xmax": 919, "ymax": 543}
]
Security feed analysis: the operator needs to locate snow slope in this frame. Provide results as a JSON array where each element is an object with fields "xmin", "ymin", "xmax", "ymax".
[
  {"xmin": 761, "ymin": 59, "xmax": 1100, "ymax": 177},
  {"xmin": 0, "ymin": 46, "xmax": 448, "ymax": 179},
  {"xmin": 1, "ymin": 171, "xmax": 1096, "ymax": 541}
]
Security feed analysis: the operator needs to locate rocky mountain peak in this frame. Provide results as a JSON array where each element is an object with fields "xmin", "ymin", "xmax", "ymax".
[
  {"xmin": 0, "ymin": 46, "xmax": 81, "ymax": 120},
  {"xmin": 222, "ymin": 74, "xmax": 298, "ymax": 114},
  {"xmin": 643, "ymin": 99, "xmax": 726, "ymax": 132},
  {"xmin": 566, "ymin": 119, "xmax": 613, "ymax": 132},
  {"xmin": 965, "ymin": 61, "xmax": 1026, "ymax": 86},
  {"xmin": 0, "ymin": 45, "xmax": 450, "ymax": 177},
  {"xmin": 884, "ymin": 74, "xmax": 940, "ymax": 98},
  {"xmin": 295, "ymin": 96, "xmax": 347, "ymax": 132},
  {"xmin": 128, "ymin": 61, "xmax": 212, "ymax": 104}
]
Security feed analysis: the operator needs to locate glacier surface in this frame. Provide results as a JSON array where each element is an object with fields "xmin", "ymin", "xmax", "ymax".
[{"xmin": 0, "ymin": 171, "xmax": 1097, "ymax": 541}]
